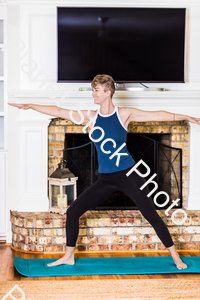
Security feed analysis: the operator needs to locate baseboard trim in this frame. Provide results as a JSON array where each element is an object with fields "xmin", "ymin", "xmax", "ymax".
[
  {"xmin": 10, "ymin": 245, "xmax": 200, "ymax": 255},
  {"xmin": 0, "ymin": 240, "xmax": 6, "ymax": 244}
]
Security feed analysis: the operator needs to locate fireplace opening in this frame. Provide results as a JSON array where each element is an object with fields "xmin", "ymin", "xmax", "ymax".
[{"xmin": 63, "ymin": 133, "xmax": 182, "ymax": 211}]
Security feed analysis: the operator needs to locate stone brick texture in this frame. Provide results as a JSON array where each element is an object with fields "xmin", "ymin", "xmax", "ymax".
[{"xmin": 11, "ymin": 210, "xmax": 200, "ymax": 252}]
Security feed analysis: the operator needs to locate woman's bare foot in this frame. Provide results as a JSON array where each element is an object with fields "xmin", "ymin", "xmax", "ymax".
[
  {"xmin": 167, "ymin": 245, "xmax": 188, "ymax": 270},
  {"xmin": 172, "ymin": 252, "xmax": 188, "ymax": 270},
  {"xmin": 47, "ymin": 255, "xmax": 75, "ymax": 267},
  {"xmin": 47, "ymin": 246, "xmax": 75, "ymax": 267}
]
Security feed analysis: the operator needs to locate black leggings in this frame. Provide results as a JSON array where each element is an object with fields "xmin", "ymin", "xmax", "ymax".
[{"xmin": 66, "ymin": 166, "xmax": 174, "ymax": 248}]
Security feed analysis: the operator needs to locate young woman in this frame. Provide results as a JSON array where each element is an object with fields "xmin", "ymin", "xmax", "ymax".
[{"xmin": 9, "ymin": 74, "xmax": 200, "ymax": 270}]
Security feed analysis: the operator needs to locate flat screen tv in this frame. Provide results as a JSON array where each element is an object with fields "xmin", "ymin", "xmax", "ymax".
[{"xmin": 57, "ymin": 7, "xmax": 186, "ymax": 83}]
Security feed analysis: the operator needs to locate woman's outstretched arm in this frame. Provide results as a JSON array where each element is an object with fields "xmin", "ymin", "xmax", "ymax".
[
  {"xmin": 8, "ymin": 103, "xmax": 96, "ymax": 125},
  {"xmin": 122, "ymin": 107, "xmax": 200, "ymax": 125}
]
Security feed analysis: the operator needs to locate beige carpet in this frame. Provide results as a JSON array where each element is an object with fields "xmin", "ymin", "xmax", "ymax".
[{"xmin": 1, "ymin": 279, "xmax": 200, "ymax": 300}]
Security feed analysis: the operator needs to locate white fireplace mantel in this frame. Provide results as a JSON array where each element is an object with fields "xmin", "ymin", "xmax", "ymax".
[
  {"xmin": 9, "ymin": 90, "xmax": 200, "ymax": 106},
  {"xmin": 7, "ymin": 90, "xmax": 200, "ymax": 212}
]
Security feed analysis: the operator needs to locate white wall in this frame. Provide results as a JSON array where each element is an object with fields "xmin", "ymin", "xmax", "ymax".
[{"xmin": 3, "ymin": 0, "xmax": 200, "ymax": 242}]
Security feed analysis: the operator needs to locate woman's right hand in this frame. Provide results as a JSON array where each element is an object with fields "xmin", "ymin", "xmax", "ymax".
[{"xmin": 8, "ymin": 103, "xmax": 31, "ymax": 110}]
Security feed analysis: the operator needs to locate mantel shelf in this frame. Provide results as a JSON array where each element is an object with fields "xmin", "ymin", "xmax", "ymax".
[
  {"xmin": 8, "ymin": 90, "xmax": 200, "ymax": 108},
  {"xmin": 9, "ymin": 90, "xmax": 200, "ymax": 98}
]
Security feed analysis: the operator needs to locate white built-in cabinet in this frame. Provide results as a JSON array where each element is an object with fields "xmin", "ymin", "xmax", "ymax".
[
  {"xmin": 0, "ymin": 10, "xmax": 7, "ymax": 239},
  {"xmin": 0, "ymin": 19, "xmax": 4, "ymax": 148}
]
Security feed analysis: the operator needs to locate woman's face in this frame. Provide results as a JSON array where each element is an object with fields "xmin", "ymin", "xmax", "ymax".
[{"xmin": 92, "ymin": 84, "xmax": 111, "ymax": 104}]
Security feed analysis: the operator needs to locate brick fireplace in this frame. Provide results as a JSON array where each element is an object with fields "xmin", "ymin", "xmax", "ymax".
[
  {"xmin": 48, "ymin": 118, "xmax": 188, "ymax": 208},
  {"xmin": 11, "ymin": 116, "xmax": 200, "ymax": 253}
]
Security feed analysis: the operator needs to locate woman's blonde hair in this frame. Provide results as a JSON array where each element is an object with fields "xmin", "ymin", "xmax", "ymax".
[{"xmin": 91, "ymin": 74, "xmax": 115, "ymax": 98}]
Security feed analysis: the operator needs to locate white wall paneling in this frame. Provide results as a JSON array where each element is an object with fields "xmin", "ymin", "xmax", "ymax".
[
  {"xmin": 18, "ymin": 119, "xmax": 50, "ymax": 211},
  {"xmin": 0, "ymin": 116, "xmax": 4, "ymax": 148},
  {"xmin": 0, "ymin": 152, "xmax": 6, "ymax": 236}
]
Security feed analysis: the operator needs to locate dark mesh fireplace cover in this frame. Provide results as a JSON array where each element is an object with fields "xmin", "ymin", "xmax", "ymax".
[{"xmin": 63, "ymin": 133, "xmax": 182, "ymax": 210}]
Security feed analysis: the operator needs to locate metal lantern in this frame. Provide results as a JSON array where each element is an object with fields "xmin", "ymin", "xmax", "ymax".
[{"xmin": 48, "ymin": 159, "xmax": 78, "ymax": 214}]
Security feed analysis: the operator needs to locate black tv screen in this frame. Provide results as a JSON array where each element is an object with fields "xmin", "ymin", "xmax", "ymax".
[{"xmin": 57, "ymin": 7, "xmax": 186, "ymax": 83}]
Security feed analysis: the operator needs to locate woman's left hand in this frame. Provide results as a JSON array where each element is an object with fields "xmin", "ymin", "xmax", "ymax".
[{"xmin": 186, "ymin": 116, "xmax": 200, "ymax": 125}]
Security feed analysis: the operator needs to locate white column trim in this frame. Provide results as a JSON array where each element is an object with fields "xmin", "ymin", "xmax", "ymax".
[{"xmin": 187, "ymin": 123, "xmax": 200, "ymax": 209}]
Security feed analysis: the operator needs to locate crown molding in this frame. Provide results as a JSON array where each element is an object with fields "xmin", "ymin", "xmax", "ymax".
[{"xmin": 2, "ymin": 0, "xmax": 200, "ymax": 6}]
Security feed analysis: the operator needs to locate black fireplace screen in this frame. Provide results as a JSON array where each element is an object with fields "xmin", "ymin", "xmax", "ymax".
[{"xmin": 63, "ymin": 133, "xmax": 182, "ymax": 210}]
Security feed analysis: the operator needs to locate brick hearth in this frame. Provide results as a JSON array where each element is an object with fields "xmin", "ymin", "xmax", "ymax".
[{"xmin": 11, "ymin": 210, "xmax": 200, "ymax": 252}]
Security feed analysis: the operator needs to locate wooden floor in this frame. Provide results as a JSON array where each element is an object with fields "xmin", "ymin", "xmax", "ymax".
[{"xmin": 1, "ymin": 243, "xmax": 200, "ymax": 281}]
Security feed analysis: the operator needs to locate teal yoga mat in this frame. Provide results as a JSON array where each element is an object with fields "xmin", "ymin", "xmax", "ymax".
[{"xmin": 14, "ymin": 256, "xmax": 200, "ymax": 277}]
